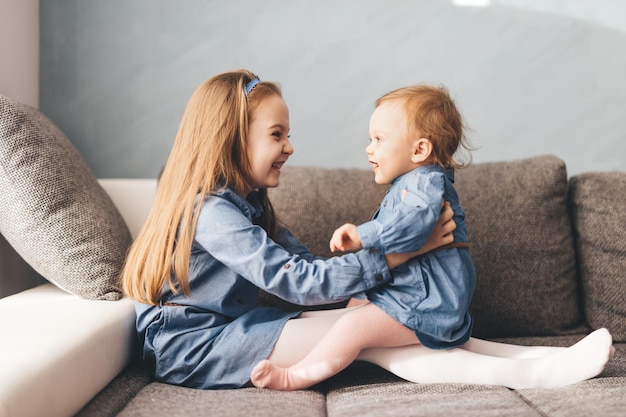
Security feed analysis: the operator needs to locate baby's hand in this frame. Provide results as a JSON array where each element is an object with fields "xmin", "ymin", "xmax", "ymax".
[{"xmin": 330, "ymin": 223, "xmax": 363, "ymax": 252}]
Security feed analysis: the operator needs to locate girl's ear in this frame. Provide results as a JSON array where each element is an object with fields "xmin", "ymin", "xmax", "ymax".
[{"xmin": 411, "ymin": 138, "xmax": 433, "ymax": 164}]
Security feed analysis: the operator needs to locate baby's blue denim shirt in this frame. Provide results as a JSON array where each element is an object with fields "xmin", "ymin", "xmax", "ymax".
[
  {"xmin": 134, "ymin": 187, "xmax": 394, "ymax": 388},
  {"xmin": 357, "ymin": 165, "xmax": 476, "ymax": 349}
]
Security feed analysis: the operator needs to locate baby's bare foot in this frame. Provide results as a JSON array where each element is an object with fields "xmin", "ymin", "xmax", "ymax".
[
  {"xmin": 251, "ymin": 360, "xmax": 279, "ymax": 389},
  {"xmin": 251, "ymin": 360, "xmax": 303, "ymax": 391},
  {"xmin": 251, "ymin": 359, "xmax": 329, "ymax": 390}
]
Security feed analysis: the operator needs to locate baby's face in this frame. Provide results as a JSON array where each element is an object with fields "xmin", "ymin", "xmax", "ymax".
[{"xmin": 366, "ymin": 101, "xmax": 418, "ymax": 185}]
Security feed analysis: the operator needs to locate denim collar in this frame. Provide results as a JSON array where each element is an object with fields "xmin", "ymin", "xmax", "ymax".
[
  {"xmin": 392, "ymin": 165, "xmax": 455, "ymax": 186},
  {"xmin": 212, "ymin": 187, "xmax": 264, "ymax": 220}
]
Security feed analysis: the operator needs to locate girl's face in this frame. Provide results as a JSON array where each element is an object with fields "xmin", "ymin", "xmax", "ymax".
[
  {"xmin": 366, "ymin": 101, "xmax": 417, "ymax": 185},
  {"xmin": 246, "ymin": 94, "xmax": 293, "ymax": 192}
]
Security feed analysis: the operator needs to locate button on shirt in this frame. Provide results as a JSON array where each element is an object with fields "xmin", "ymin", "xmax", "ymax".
[{"xmin": 134, "ymin": 187, "xmax": 393, "ymax": 389}]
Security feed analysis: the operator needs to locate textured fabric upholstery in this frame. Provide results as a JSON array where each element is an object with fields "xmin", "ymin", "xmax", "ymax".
[
  {"xmin": 269, "ymin": 166, "xmax": 388, "ymax": 259},
  {"xmin": 115, "ymin": 383, "xmax": 327, "ymax": 417},
  {"xmin": 454, "ymin": 155, "xmax": 581, "ymax": 338},
  {"xmin": 0, "ymin": 94, "xmax": 132, "ymax": 300},
  {"xmin": 267, "ymin": 156, "xmax": 582, "ymax": 337},
  {"xmin": 8, "ymin": 157, "xmax": 621, "ymax": 417},
  {"xmin": 569, "ymin": 172, "xmax": 626, "ymax": 342}
]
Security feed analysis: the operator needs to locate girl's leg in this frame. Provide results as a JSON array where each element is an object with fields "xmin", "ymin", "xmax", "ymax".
[
  {"xmin": 266, "ymin": 307, "xmax": 357, "ymax": 368},
  {"xmin": 251, "ymin": 303, "xmax": 419, "ymax": 390},
  {"xmin": 358, "ymin": 328, "xmax": 613, "ymax": 389}
]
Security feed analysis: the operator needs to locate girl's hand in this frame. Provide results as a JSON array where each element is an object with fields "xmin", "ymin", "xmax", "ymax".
[
  {"xmin": 384, "ymin": 200, "xmax": 456, "ymax": 270},
  {"xmin": 329, "ymin": 223, "xmax": 363, "ymax": 252},
  {"xmin": 418, "ymin": 201, "xmax": 455, "ymax": 255}
]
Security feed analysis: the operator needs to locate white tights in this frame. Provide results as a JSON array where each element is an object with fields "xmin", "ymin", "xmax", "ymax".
[{"xmin": 255, "ymin": 307, "xmax": 614, "ymax": 390}]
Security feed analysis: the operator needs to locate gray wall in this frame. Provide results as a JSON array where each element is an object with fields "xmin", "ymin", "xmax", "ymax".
[
  {"xmin": 0, "ymin": 0, "xmax": 38, "ymax": 107},
  {"xmin": 40, "ymin": 0, "xmax": 626, "ymax": 179}
]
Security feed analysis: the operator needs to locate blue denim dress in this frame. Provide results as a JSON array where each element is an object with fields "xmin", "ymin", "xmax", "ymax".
[
  {"xmin": 134, "ymin": 188, "xmax": 395, "ymax": 389},
  {"xmin": 357, "ymin": 165, "xmax": 476, "ymax": 349}
]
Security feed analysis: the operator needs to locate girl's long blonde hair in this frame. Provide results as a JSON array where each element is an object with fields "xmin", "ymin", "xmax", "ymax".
[{"xmin": 121, "ymin": 70, "xmax": 281, "ymax": 305}]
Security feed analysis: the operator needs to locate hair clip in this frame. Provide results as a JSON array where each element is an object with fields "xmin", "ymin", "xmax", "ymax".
[{"xmin": 244, "ymin": 78, "xmax": 261, "ymax": 96}]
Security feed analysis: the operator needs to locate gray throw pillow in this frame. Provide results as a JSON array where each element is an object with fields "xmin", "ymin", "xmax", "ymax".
[
  {"xmin": 0, "ymin": 94, "xmax": 132, "ymax": 300},
  {"xmin": 569, "ymin": 172, "xmax": 626, "ymax": 342}
]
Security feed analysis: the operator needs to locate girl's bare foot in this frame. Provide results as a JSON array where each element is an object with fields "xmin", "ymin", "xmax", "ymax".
[{"xmin": 251, "ymin": 359, "xmax": 334, "ymax": 390}]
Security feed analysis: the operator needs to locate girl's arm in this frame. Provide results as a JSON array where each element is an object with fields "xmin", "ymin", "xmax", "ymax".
[{"xmin": 196, "ymin": 196, "xmax": 392, "ymax": 306}]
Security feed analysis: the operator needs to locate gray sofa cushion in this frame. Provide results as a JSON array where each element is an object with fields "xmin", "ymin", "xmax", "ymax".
[
  {"xmin": 569, "ymin": 172, "xmax": 626, "ymax": 342},
  {"xmin": 327, "ymin": 377, "xmax": 534, "ymax": 417},
  {"xmin": 455, "ymin": 155, "xmax": 581, "ymax": 337},
  {"xmin": 269, "ymin": 156, "xmax": 581, "ymax": 337},
  {"xmin": 0, "ymin": 94, "xmax": 132, "ymax": 300},
  {"xmin": 115, "ymin": 383, "xmax": 327, "ymax": 417}
]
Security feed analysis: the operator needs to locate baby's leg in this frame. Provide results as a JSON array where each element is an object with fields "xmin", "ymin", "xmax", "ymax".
[
  {"xmin": 358, "ymin": 328, "xmax": 613, "ymax": 389},
  {"xmin": 251, "ymin": 303, "xmax": 418, "ymax": 390},
  {"xmin": 266, "ymin": 307, "xmax": 355, "ymax": 368}
]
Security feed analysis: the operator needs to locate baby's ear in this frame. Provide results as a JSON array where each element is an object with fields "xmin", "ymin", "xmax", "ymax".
[{"xmin": 411, "ymin": 138, "xmax": 433, "ymax": 163}]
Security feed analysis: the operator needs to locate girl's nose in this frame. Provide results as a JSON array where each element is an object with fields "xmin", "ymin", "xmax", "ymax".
[{"xmin": 284, "ymin": 139, "xmax": 294, "ymax": 155}]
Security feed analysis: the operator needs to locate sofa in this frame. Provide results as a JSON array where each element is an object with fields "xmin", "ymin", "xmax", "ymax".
[{"xmin": 1, "ymin": 95, "xmax": 625, "ymax": 417}]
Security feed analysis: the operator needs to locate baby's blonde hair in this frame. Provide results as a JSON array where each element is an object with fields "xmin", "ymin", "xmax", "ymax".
[
  {"xmin": 376, "ymin": 84, "xmax": 471, "ymax": 169},
  {"xmin": 121, "ymin": 70, "xmax": 281, "ymax": 305}
]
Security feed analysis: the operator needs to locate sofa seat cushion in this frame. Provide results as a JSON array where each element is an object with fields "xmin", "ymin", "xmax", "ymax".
[
  {"xmin": 99, "ymin": 342, "xmax": 625, "ymax": 417},
  {"xmin": 116, "ymin": 384, "xmax": 327, "ymax": 417},
  {"xmin": 0, "ymin": 283, "xmax": 136, "ymax": 417}
]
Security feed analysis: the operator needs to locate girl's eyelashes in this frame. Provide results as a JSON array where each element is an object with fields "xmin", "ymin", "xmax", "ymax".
[{"xmin": 271, "ymin": 131, "xmax": 291, "ymax": 140}]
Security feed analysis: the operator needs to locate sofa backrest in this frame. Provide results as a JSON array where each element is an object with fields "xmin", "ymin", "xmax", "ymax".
[
  {"xmin": 103, "ymin": 164, "xmax": 625, "ymax": 341},
  {"xmin": 269, "ymin": 155, "xmax": 584, "ymax": 338},
  {"xmin": 569, "ymin": 172, "xmax": 626, "ymax": 342},
  {"xmin": 454, "ymin": 155, "xmax": 581, "ymax": 338},
  {"xmin": 98, "ymin": 179, "xmax": 157, "ymax": 239}
]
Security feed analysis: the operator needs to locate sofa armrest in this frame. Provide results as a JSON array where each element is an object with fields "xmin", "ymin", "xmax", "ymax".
[
  {"xmin": 0, "ymin": 284, "xmax": 136, "ymax": 417},
  {"xmin": 98, "ymin": 179, "xmax": 157, "ymax": 239}
]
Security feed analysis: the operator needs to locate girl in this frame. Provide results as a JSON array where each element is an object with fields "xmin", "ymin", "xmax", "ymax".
[{"xmin": 122, "ymin": 70, "xmax": 613, "ymax": 390}]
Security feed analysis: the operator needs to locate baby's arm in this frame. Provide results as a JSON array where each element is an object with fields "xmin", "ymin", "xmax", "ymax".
[
  {"xmin": 331, "ymin": 200, "xmax": 454, "ymax": 254},
  {"xmin": 329, "ymin": 223, "xmax": 362, "ymax": 253}
]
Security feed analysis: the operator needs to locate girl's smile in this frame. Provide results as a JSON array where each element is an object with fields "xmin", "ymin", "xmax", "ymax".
[{"xmin": 246, "ymin": 94, "xmax": 293, "ymax": 192}]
